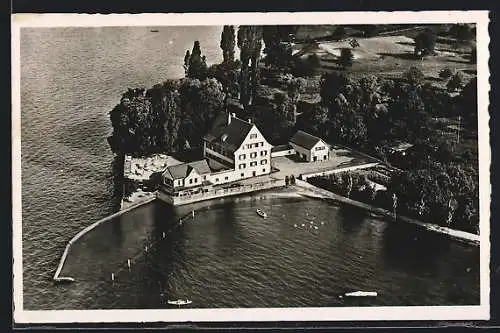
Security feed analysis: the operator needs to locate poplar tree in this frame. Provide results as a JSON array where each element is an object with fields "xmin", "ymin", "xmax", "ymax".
[{"xmin": 221, "ymin": 25, "xmax": 236, "ymax": 64}]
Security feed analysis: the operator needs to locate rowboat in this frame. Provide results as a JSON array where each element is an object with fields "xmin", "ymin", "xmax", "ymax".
[
  {"xmin": 167, "ymin": 299, "xmax": 192, "ymax": 306},
  {"xmin": 256, "ymin": 209, "xmax": 267, "ymax": 218},
  {"xmin": 344, "ymin": 291, "xmax": 378, "ymax": 297}
]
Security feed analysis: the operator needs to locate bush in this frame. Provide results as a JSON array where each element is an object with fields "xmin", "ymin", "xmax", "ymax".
[
  {"xmin": 447, "ymin": 71, "xmax": 465, "ymax": 92},
  {"xmin": 338, "ymin": 48, "xmax": 354, "ymax": 68},
  {"xmin": 292, "ymin": 54, "xmax": 321, "ymax": 77},
  {"xmin": 439, "ymin": 68, "xmax": 453, "ymax": 80},
  {"xmin": 403, "ymin": 66, "xmax": 425, "ymax": 86}
]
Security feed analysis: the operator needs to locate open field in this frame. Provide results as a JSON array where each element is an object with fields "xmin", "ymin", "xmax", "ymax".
[{"xmin": 295, "ymin": 34, "xmax": 476, "ymax": 87}]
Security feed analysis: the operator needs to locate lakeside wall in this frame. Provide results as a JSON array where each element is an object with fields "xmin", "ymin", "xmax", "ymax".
[
  {"xmin": 293, "ymin": 179, "xmax": 480, "ymax": 246},
  {"xmin": 53, "ymin": 196, "xmax": 156, "ymax": 283},
  {"xmin": 157, "ymin": 178, "xmax": 285, "ymax": 206}
]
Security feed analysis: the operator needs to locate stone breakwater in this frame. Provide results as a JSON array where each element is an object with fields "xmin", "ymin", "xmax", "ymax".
[
  {"xmin": 293, "ymin": 179, "xmax": 480, "ymax": 246},
  {"xmin": 53, "ymin": 196, "xmax": 156, "ymax": 283}
]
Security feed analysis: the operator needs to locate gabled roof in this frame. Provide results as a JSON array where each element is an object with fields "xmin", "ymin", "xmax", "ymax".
[
  {"xmin": 271, "ymin": 144, "xmax": 293, "ymax": 152},
  {"xmin": 163, "ymin": 159, "xmax": 211, "ymax": 180},
  {"xmin": 203, "ymin": 114, "xmax": 254, "ymax": 151},
  {"xmin": 289, "ymin": 130, "xmax": 325, "ymax": 150}
]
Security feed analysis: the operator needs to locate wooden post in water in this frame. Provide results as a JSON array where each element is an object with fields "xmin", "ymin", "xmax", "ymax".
[
  {"xmin": 192, "ymin": 210, "xmax": 195, "ymax": 218},
  {"xmin": 127, "ymin": 259, "xmax": 131, "ymax": 270},
  {"xmin": 111, "ymin": 273, "xmax": 115, "ymax": 281}
]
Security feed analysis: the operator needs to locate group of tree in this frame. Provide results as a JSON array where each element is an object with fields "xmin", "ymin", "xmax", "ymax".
[
  {"xmin": 448, "ymin": 24, "xmax": 475, "ymax": 43},
  {"xmin": 388, "ymin": 162, "xmax": 479, "ymax": 233},
  {"xmin": 295, "ymin": 66, "xmax": 476, "ymax": 154},
  {"xmin": 307, "ymin": 159, "xmax": 479, "ymax": 234},
  {"xmin": 262, "ymin": 25, "xmax": 298, "ymax": 71},
  {"xmin": 108, "ymin": 77, "xmax": 226, "ymax": 156},
  {"xmin": 252, "ymin": 77, "xmax": 306, "ymax": 144}
]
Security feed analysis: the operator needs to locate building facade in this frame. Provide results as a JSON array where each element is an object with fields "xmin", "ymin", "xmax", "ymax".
[
  {"xmin": 203, "ymin": 113, "xmax": 273, "ymax": 183},
  {"xmin": 289, "ymin": 130, "xmax": 330, "ymax": 162},
  {"xmin": 162, "ymin": 160, "xmax": 212, "ymax": 195}
]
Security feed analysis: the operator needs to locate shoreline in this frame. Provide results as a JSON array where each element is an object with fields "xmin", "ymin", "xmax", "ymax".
[
  {"xmin": 292, "ymin": 179, "xmax": 480, "ymax": 246},
  {"xmin": 54, "ymin": 178, "xmax": 477, "ymax": 283}
]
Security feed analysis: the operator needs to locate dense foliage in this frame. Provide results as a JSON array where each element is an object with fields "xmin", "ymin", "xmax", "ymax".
[
  {"xmin": 108, "ymin": 24, "xmax": 479, "ymax": 234},
  {"xmin": 108, "ymin": 78, "xmax": 225, "ymax": 155}
]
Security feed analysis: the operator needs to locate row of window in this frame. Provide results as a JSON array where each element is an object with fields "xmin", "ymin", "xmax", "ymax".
[
  {"xmin": 238, "ymin": 159, "xmax": 267, "ymax": 169},
  {"xmin": 244, "ymin": 142, "xmax": 264, "ymax": 149},
  {"xmin": 238, "ymin": 150, "xmax": 268, "ymax": 160},
  {"xmin": 315, "ymin": 146, "xmax": 326, "ymax": 151},
  {"xmin": 214, "ymin": 175, "xmax": 230, "ymax": 183}
]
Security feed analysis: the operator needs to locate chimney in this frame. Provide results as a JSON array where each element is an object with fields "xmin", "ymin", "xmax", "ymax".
[{"xmin": 248, "ymin": 118, "xmax": 252, "ymax": 124}]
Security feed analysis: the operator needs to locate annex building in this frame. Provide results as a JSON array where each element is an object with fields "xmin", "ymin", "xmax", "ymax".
[{"xmin": 289, "ymin": 130, "xmax": 330, "ymax": 162}]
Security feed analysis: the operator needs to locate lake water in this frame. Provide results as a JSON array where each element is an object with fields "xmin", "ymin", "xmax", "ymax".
[{"xmin": 19, "ymin": 26, "xmax": 480, "ymax": 310}]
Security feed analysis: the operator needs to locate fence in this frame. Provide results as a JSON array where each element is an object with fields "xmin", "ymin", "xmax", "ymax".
[{"xmin": 299, "ymin": 162, "xmax": 380, "ymax": 181}]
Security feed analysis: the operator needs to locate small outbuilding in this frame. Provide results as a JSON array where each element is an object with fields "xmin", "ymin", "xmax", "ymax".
[{"xmin": 289, "ymin": 130, "xmax": 330, "ymax": 162}]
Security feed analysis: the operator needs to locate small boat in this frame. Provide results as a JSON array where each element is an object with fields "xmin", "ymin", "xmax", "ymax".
[
  {"xmin": 167, "ymin": 299, "xmax": 192, "ymax": 306},
  {"xmin": 150, "ymin": 29, "xmax": 159, "ymax": 32},
  {"xmin": 256, "ymin": 209, "xmax": 267, "ymax": 218},
  {"xmin": 344, "ymin": 291, "xmax": 378, "ymax": 297}
]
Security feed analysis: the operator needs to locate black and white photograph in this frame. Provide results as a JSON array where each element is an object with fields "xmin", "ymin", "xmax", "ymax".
[{"xmin": 12, "ymin": 11, "xmax": 491, "ymax": 323}]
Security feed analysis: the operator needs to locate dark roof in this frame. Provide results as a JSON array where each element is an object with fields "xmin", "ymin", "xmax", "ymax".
[
  {"xmin": 289, "ymin": 130, "xmax": 324, "ymax": 150},
  {"xmin": 203, "ymin": 114, "xmax": 254, "ymax": 151},
  {"xmin": 271, "ymin": 144, "xmax": 293, "ymax": 152},
  {"xmin": 164, "ymin": 160, "xmax": 211, "ymax": 180}
]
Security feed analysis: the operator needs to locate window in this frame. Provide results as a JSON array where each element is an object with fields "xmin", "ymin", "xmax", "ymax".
[
  {"xmin": 216, "ymin": 178, "xmax": 219, "ymax": 182},
  {"xmin": 250, "ymin": 152, "xmax": 257, "ymax": 158},
  {"xmin": 253, "ymin": 143, "xmax": 259, "ymax": 148},
  {"xmin": 203, "ymin": 175, "xmax": 207, "ymax": 180},
  {"xmin": 194, "ymin": 178, "xmax": 198, "ymax": 183},
  {"xmin": 241, "ymin": 173, "xmax": 244, "ymax": 177},
  {"xmin": 250, "ymin": 133, "xmax": 257, "ymax": 139},
  {"xmin": 261, "ymin": 160, "xmax": 267, "ymax": 165},
  {"xmin": 260, "ymin": 142, "xmax": 264, "ymax": 146},
  {"xmin": 246, "ymin": 144, "xmax": 252, "ymax": 149},
  {"xmin": 239, "ymin": 163, "xmax": 246, "ymax": 169},
  {"xmin": 189, "ymin": 179, "xmax": 193, "ymax": 184},
  {"xmin": 260, "ymin": 151, "xmax": 267, "ymax": 156},
  {"xmin": 262, "ymin": 168, "xmax": 266, "ymax": 173},
  {"xmin": 239, "ymin": 154, "xmax": 246, "ymax": 160},
  {"xmin": 250, "ymin": 161, "xmax": 257, "ymax": 167},
  {"xmin": 225, "ymin": 176, "xmax": 228, "ymax": 180}
]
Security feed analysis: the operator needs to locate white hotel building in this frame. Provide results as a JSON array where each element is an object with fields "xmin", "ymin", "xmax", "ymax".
[{"xmin": 161, "ymin": 113, "xmax": 273, "ymax": 196}]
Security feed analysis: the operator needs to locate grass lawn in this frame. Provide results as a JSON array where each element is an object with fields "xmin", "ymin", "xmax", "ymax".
[{"xmin": 295, "ymin": 34, "xmax": 476, "ymax": 87}]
